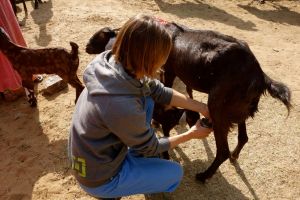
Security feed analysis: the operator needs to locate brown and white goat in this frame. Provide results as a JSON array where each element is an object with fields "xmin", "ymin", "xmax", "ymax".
[
  {"xmin": 85, "ymin": 23, "xmax": 292, "ymax": 183},
  {"xmin": 0, "ymin": 27, "xmax": 84, "ymax": 106}
]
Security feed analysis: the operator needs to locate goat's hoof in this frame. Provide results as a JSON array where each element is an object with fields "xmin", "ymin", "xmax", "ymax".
[
  {"xmin": 161, "ymin": 152, "xmax": 170, "ymax": 160},
  {"xmin": 195, "ymin": 172, "xmax": 207, "ymax": 183},
  {"xmin": 230, "ymin": 155, "xmax": 238, "ymax": 163},
  {"xmin": 29, "ymin": 99, "xmax": 37, "ymax": 107},
  {"xmin": 30, "ymin": 102, "xmax": 37, "ymax": 107},
  {"xmin": 230, "ymin": 151, "xmax": 239, "ymax": 163}
]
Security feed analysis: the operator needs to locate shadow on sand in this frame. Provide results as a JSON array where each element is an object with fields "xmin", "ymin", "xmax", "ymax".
[
  {"xmin": 0, "ymin": 96, "xmax": 71, "ymax": 199},
  {"xmin": 30, "ymin": 0, "xmax": 53, "ymax": 46},
  {"xmin": 238, "ymin": 3, "xmax": 300, "ymax": 27},
  {"xmin": 154, "ymin": 0, "xmax": 257, "ymax": 31}
]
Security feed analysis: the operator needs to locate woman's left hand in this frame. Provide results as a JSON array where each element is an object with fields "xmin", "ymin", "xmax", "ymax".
[
  {"xmin": 199, "ymin": 103, "xmax": 210, "ymax": 120},
  {"xmin": 170, "ymin": 89, "xmax": 211, "ymax": 120}
]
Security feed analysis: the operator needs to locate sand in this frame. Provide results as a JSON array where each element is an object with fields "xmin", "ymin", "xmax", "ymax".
[{"xmin": 0, "ymin": 0, "xmax": 299, "ymax": 199}]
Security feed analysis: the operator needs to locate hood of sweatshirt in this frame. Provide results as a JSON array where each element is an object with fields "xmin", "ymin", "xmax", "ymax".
[{"xmin": 83, "ymin": 50, "xmax": 151, "ymax": 96}]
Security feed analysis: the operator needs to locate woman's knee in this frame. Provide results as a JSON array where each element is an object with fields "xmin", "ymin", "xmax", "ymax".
[{"xmin": 163, "ymin": 161, "xmax": 183, "ymax": 182}]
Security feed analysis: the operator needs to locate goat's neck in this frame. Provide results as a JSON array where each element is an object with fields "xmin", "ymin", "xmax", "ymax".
[{"xmin": 0, "ymin": 41, "xmax": 25, "ymax": 56}]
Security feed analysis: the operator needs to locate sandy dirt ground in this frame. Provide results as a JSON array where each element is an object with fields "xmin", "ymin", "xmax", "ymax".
[{"xmin": 0, "ymin": 0, "xmax": 300, "ymax": 199}]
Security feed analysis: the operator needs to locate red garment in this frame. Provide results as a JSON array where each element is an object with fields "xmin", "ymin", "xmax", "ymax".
[{"xmin": 0, "ymin": 0, "xmax": 27, "ymax": 92}]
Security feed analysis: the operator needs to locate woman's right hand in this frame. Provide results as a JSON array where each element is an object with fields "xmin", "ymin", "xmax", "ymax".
[
  {"xmin": 187, "ymin": 119, "xmax": 213, "ymax": 139},
  {"xmin": 168, "ymin": 119, "xmax": 213, "ymax": 148}
]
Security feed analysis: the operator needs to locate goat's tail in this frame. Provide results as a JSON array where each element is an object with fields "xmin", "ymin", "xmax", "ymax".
[
  {"xmin": 264, "ymin": 74, "xmax": 292, "ymax": 115},
  {"xmin": 69, "ymin": 42, "xmax": 79, "ymax": 60},
  {"xmin": 69, "ymin": 42, "xmax": 80, "ymax": 73}
]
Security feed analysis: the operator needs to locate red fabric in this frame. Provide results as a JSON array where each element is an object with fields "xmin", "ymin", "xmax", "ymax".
[{"xmin": 0, "ymin": 0, "xmax": 27, "ymax": 92}]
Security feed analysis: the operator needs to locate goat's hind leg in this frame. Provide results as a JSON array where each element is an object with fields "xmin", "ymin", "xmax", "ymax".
[
  {"xmin": 68, "ymin": 76, "xmax": 84, "ymax": 103},
  {"xmin": 22, "ymin": 0, "xmax": 27, "ymax": 14},
  {"xmin": 34, "ymin": 0, "xmax": 39, "ymax": 9},
  {"xmin": 195, "ymin": 88, "xmax": 232, "ymax": 182},
  {"xmin": 230, "ymin": 122, "xmax": 248, "ymax": 162}
]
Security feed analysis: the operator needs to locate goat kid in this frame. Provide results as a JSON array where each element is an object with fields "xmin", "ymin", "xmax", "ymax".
[
  {"xmin": 0, "ymin": 27, "xmax": 84, "ymax": 107},
  {"xmin": 85, "ymin": 24, "xmax": 292, "ymax": 183}
]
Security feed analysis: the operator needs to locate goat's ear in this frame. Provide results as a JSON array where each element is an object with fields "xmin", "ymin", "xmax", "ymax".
[
  {"xmin": 103, "ymin": 27, "xmax": 113, "ymax": 33},
  {"xmin": 102, "ymin": 27, "xmax": 116, "ymax": 37}
]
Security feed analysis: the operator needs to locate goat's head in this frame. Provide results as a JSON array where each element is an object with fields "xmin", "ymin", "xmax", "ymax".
[{"xmin": 85, "ymin": 27, "xmax": 118, "ymax": 54}]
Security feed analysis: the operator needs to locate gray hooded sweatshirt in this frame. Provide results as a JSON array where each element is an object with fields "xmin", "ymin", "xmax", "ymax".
[{"xmin": 69, "ymin": 50, "xmax": 173, "ymax": 187}]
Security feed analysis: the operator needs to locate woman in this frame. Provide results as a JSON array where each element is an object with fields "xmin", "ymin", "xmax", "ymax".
[
  {"xmin": 69, "ymin": 14, "xmax": 212, "ymax": 199},
  {"xmin": 0, "ymin": 0, "xmax": 26, "ymax": 101}
]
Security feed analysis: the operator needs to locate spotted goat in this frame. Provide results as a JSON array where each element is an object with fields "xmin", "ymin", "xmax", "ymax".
[{"xmin": 0, "ymin": 27, "xmax": 84, "ymax": 106}]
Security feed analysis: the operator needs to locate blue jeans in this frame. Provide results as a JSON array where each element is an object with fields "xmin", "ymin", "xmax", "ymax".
[{"xmin": 79, "ymin": 97, "xmax": 183, "ymax": 198}]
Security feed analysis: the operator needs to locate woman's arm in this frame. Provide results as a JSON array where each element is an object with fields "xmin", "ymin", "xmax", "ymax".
[
  {"xmin": 170, "ymin": 89, "xmax": 210, "ymax": 119},
  {"xmin": 168, "ymin": 120, "xmax": 212, "ymax": 148}
]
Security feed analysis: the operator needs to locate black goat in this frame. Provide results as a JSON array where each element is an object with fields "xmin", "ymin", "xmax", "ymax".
[
  {"xmin": 85, "ymin": 27, "xmax": 118, "ymax": 54},
  {"xmin": 163, "ymin": 22, "xmax": 291, "ymax": 182},
  {"xmin": 85, "ymin": 23, "xmax": 291, "ymax": 183}
]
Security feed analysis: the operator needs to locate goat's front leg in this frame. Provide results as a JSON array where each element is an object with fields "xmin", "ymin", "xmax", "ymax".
[
  {"xmin": 230, "ymin": 122, "xmax": 248, "ymax": 162},
  {"xmin": 186, "ymin": 86, "xmax": 193, "ymax": 99},
  {"xmin": 161, "ymin": 125, "xmax": 172, "ymax": 160},
  {"xmin": 185, "ymin": 86, "xmax": 200, "ymax": 127},
  {"xmin": 22, "ymin": 0, "xmax": 27, "ymax": 14},
  {"xmin": 10, "ymin": 0, "xmax": 17, "ymax": 14},
  {"xmin": 34, "ymin": 0, "xmax": 39, "ymax": 9},
  {"xmin": 162, "ymin": 69, "xmax": 176, "ymax": 88},
  {"xmin": 22, "ymin": 80, "xmax": 37, "ymax": 107},
  {"xmin": 196, "ymin": 124, "xmax": 230, "ymax": 183}
]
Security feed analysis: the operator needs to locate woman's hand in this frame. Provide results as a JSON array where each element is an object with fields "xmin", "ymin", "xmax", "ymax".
[
  {"xmin": 187, "ymin": 119, "xmax": 213, "ymax": 139},
  {"xmin": 168, "ymin": 119, "xmax": 213, "ymax": 148},
  {"xmin": 199, "ymin": 103, "xmax": 210, "ymax": 120},
  {"xmin": 170, "ymin": 89, "xmax": 211, "ymax": 120}
]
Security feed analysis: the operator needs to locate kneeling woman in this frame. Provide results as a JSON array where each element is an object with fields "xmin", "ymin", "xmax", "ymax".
[{"xmin": 68, "ymin": 14, "xmax": 212, "ymax": 199}]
